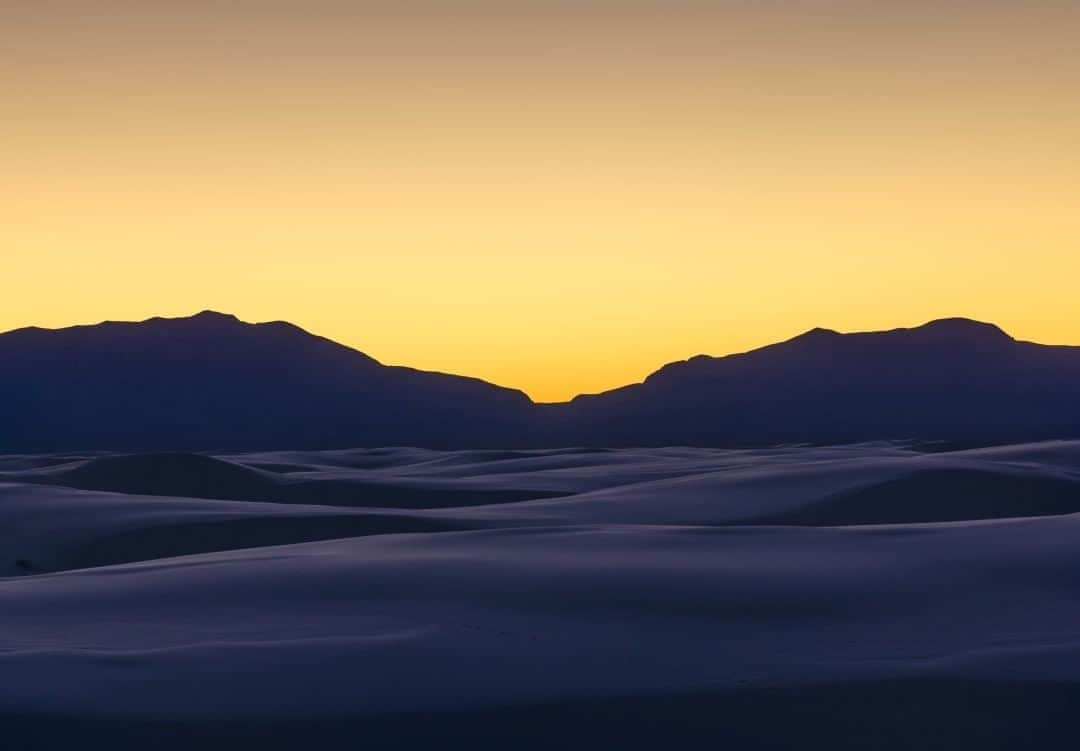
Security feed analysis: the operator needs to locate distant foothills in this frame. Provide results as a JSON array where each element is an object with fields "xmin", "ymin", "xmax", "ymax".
[{"xmin": 4, "ymin": 311, "xmax": 1080, "ymax": 451}]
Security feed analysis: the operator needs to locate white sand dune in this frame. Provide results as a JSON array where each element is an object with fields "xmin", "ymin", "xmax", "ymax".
[{"xmin": 4, "ymin": 442, "xmax": 1080, "ymax": 748}]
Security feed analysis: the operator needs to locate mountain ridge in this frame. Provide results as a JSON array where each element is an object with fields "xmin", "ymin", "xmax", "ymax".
[
  {"xmin": 3, "ymin": 311, "xmax": 1080, "ymax": 450},
  {"xmin": 0, "ymin": 310, "xmax": 532, "ymax": 451}
]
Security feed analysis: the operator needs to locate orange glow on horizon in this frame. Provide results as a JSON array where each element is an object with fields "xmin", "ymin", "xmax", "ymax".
[{"xmin": 5, "ymin": 1, "xmax": 1080, "ymax": 401}]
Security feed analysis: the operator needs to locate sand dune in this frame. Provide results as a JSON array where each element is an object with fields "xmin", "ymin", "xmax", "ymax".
[
  {"xmin": 5, "ymin": 452, "xmax": 563, "ymax": 509},
  {"xmin": 0, "ymin": 483, "xmax": 466, "ymax": 576},
  {"xmin": 750, "ymin": 467, "xmax": 1080, "ymax": 526},
  {"xmin": 4, "ymin": 442, "xmax": 1080, "ymax": 747}
]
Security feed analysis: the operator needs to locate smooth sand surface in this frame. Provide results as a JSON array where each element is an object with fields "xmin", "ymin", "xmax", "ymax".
[{"xmin": 4, "ymin": 442, "xmax": 1080, "ymax": 748}]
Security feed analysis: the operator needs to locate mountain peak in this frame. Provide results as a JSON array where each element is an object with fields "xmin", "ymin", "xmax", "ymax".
[
  {"xmin": 192, "ymin": 309, "xmax": 238, "ymax": 320},
  {"xmin": 184, "ymin": 310, "xmax": 242, "ymax": 325},
  {"xmin": 788, "ymin": 326, "xmax": 843, "ymax": 344},
  {"xmin": 136, "ymin": 310, "xmax": 244, "ymax": 331},
  {"xmin": 908, "ymin": 318, "xmax": 1012, "ymax": 342}
]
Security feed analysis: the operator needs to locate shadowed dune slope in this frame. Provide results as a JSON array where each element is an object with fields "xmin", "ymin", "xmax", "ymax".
[
  {"xmin": 57, "ymin": 453, "xmax": 273, "ymax": 499},
  {"xmin": 749, "ymin": 469, "xmax": 1080, "ymax": 526},
  {"xmin": 0, "ymin": 483, "xmax": 471, "ymax": 577},
  {"xmin": 60, "ymin": 513, "xmax": 463, "ymax": 573},
  {"xmin": 21, "ymin": 453, "xmax": 563, "ymax": 509}
]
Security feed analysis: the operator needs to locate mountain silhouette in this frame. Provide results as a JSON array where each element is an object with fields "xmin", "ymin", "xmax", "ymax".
[
  {"xmin": 2, "ymin": 312, "xmax": 1080, "ymax": 450},
  {"xmin": 542, "ymin": 317, "xmax": 1080, "ymax": 446},
  {"xmin": 0, "ymin": 311, "xmax": 531, "ymax": 451}
]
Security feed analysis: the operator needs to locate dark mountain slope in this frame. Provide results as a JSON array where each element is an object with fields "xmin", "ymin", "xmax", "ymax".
[
  {"xmin": 0, "ymin": 311, "xmax": 532, "ymax": 451},
  {"xmin": 3, "ymin": 313, "xmax": 1080, "ymax": 450},
  {"xmin": 539, "ymin": 318, "xmax": 1080, "ymax": 446}
]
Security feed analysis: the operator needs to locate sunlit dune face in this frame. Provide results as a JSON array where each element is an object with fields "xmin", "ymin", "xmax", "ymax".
[{"xmin": 4, "ymin": 1, "xmax": 1080, "ymax": 401}]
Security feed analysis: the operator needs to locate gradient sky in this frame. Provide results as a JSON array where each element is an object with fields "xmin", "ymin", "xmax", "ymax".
[{"xmin": 5, "ymin": 1, "xmax": 1080, "ymax": 401}]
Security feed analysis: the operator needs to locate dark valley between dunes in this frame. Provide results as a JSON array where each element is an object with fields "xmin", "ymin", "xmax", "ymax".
[{"xmin": 4, "ymin": 311, "xmax": 1080, "ymax": 452}]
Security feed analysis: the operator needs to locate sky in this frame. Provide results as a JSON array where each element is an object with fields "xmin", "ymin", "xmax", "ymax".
[{"xmin": 4, "ymin": 1, "xmax": 1080, "ymax": 401}]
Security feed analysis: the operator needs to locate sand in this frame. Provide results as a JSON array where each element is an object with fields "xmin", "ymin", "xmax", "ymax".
[{"xmin": 3, "ymin": 442, "xmax": 1080, "ymax": 747}]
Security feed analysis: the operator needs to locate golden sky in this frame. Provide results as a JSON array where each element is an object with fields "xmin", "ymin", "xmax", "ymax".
[{"xmin": 4, "ymin": 1, "xmax": 1080, "ymax": 401}]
